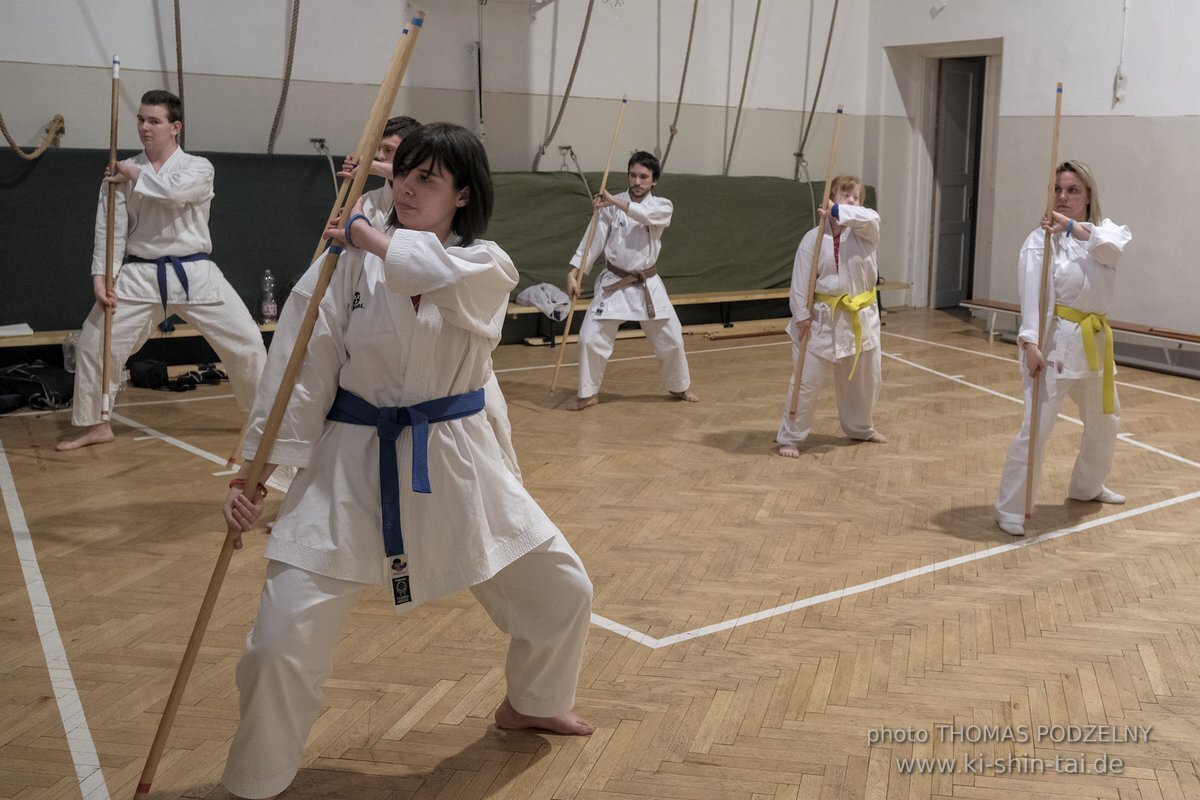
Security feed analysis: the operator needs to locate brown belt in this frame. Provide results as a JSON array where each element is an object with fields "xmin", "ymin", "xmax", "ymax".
[{"xmin": 602, "ymin": 264, "xmax": 659, "ymax": 318}]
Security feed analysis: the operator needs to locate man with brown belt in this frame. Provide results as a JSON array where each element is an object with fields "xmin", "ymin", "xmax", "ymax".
[{"xmin": 565, "ymin": 151, "xmax": 697, "ymax": 411}]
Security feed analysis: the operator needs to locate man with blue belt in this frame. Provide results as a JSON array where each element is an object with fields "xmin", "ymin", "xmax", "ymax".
[{"xmin": 57, "ymin": 90, "xmax": 266, "ymax": 450}]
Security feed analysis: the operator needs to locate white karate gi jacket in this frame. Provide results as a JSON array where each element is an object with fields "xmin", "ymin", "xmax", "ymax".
[
  {"xmin": 1015, "ymin": 219, "xmax": 1132, "ymax": 379},
  {"xmin": 93, "ymin": 148, "xmax": 224, "ymax": 305},
  {"xmin": 787, "ymin": 205, "xmax": 882, "ymax": 361},
  {"xmin": 570, "ymin": 191, "xmax": 674, "ymax": 321},
  {"xmin": 242, "ymin": 230, "xmax": 558, "ymax": 603},
  {"xmin": 361, "ymin": 183, "xmax": 394, "ymax": 230}
]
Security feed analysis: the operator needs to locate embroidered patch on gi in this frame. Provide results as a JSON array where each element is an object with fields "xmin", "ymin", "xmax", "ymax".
[
  {"xmin": 389, "ymin": 555, "xmax": 412, "ymax": 607},
  {"xmin": 352, "ymin": 291, "xmax": 365, "ymax": 311}
]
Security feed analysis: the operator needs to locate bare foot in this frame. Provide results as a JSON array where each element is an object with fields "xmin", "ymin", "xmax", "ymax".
[
  {"xmin": 495, "ymin": 696, "xmax": 594, "ymax": 736},
  {"xmin": 568, "ymin": 395, "xmax": 599, "ymax": 411},
  {"xmin": 776, "ymin": 444, "xmax": 800, "ymax": 459},
  {"xmin": 670, "ymin": 389, "xmax": 699, "ymax": 402},
  {"xmin": 864, "ymin": 431, "xmax": 887, "ymax": 443},
  {"xmin": 56, "ymin": 423, "xmax": 115, "ymax": 451}
]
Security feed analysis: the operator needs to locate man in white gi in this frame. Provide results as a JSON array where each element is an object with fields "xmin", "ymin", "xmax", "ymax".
[
  {"xmin": 339, "ymin": 115, "xmax": 421, "ymax": 229},
  {"xmin": 565, "ymin": 151, "xmax": 698, "ymax": 411},
  {"xmin": 776, "ymin": 175, "xmax": 886, "ymax": 456},
  {"xmin": 57, "ymin": 90, "xmax": 266, "ymax": 451}
]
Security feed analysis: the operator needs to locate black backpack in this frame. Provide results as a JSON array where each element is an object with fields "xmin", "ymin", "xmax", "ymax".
[{"xmin": 0, "ymin": 361, "xmax": 74, "ymax": 411}]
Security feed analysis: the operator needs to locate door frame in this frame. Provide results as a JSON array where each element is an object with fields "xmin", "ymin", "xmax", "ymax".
[
  {"xmin": 900, "ymin": 39, "xmax": 1002, "ymax": 310},
  {"xmin": 930, "ymin": 56, "xmax": 986, "ymax": 308}
]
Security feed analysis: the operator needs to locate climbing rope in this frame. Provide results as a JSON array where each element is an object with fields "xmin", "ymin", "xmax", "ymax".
[
  {"xmin": 660, "ymin": 0, "xmax": 699, "ymax": 171},
  {"xmin": 793, "ymin": 0, "xmax": 840, "ymax": 182},
  {"xmin": 0, "ymin": 112, "xmax": 66, "ymax": 161},
  {"xmin": 475, "ymin": 1, "xmax": 487, "ymax": 139},
  {"xmin": 174, "ymin": 0, "xmax": 185, "ymax": 149},
  {"xmin": 532, "ymin": 0, "xmax": 596, "ymax": 172},
  {"xmin": 723, "ymin": 0, "xmax": 763, "ymax": 176},
  {"xmin": 268, "ymin": 0, "xmax": 301, "ymax": 154}
]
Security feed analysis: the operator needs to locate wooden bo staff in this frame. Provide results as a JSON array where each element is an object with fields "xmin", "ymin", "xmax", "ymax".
[
  {"xmin": 788, "ymin": 105, "xmax": 843, "ymax": 417},
  {"xmin": 131, "ymin": 14, "xmax": 426, "ymax": 799},
  {"xmin": 1024, "ymin": 82, "xmax": 1064, "ymax": 521},
  {"xmin": 549, "ymin": 96, "xmax": 627, "ymax": 393},
  {"xmin": 101, "ymin": 54, "xmax": 120, "ymax": 422}
]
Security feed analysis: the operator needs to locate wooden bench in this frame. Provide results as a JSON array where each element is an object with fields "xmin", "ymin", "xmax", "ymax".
[
  {"xmin": 0, "ymin": 322, "xmax": 277, "ymax": 349},
  {"xmin": 961, "ymin": 299, "xmax": 1200, "ymax": 372},
  {"xmin": 510, "ymin": 281, "xmax": 910, "ymax": 345}
]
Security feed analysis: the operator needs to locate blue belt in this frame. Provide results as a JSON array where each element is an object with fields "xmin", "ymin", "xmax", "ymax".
[
  {"xmin": 325, "ymin": 386, "xmax": 485, "ymax": 557},
  {"xmin": 122, "ymin": 252, "xmax": 210, "ymax": 332}
]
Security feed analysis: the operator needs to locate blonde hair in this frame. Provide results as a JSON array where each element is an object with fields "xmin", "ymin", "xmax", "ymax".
[
  {"xmin": 1057, "ymin": 160, "xmax": 1101, "ymax": 224},
  {"xmin": 828, "ymin": 175, "xmax": 864, "ymax": 202}
]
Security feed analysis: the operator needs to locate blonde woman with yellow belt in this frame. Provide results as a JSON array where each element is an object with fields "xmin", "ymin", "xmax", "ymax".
[
  {"xmin": 776, "ymin": 175, "xmax": 886, "ymax": 457},
  {"xmin": 995, "ymin": 160, "xmax": 1132, "ymax": 536}
]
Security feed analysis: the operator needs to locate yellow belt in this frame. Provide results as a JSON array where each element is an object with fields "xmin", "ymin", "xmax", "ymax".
[
  {"xmin": 813, "ymin": 287, "xmax": 877, "ymax": 379},
  {"xmin": 1054, "ymin": 304, "xmax": 1116, "ymax": 415}
]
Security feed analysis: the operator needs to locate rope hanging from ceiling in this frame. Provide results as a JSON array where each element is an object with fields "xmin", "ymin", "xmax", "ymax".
[
  {"xmin": 793, "ymin": 0, "xmax": 840, "ymax": 183},
  {"xmin": 532, "ymin": 0, "xmax": 596, "ymax": 172},
  {"xmin": 723, "ymin": 0, "xmax": 763, "ymax": 176},
  {"xmin": 268, "ymin": 0, "xmax": 302, "ymax": 154},
  {"xmin": 0, "ymin": 112, "xmax": 66, "ymax": 161},
  {"xmin": 174, "ymin": 0, "xmax": 186, "ymax": 149},
  {"xmin": 660, "ymin": 0, "xmax": 699, "ymax": 172}
]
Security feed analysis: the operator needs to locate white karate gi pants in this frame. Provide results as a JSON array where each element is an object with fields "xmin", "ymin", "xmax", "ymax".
[
  {"xmin": 776, "ymin": 341, "xmax": 882, "ymax": 445},
  {"xmin": 995, "ymin": 371, "xmax": 1119, "ymax": 525},
  {"xmin": 71, "ymin": 288, "xmax": 266, "ymax": 426},
  {"xmin": 576, "ymin": 308, "xmax": 691, "ymax": 398},
  {"xmin": 222, "ymin": 532, "xmax": 592, "ymax": 799}
]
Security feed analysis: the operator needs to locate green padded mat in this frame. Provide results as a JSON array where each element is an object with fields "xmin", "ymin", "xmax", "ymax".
[{"xmin": 490, "ymin": 171, "xmax": 875, "ymax": 298}]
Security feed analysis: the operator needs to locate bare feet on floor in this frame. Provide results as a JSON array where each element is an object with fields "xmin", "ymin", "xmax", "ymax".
[
  {"xmin": 776, "ymin": 444, "xmax": 800, "ymax": 459},
  {"xmin": 864, "ymin": 431, "xmax": 887, "ymax": 443},
  {"xmin": 568, "ymin": 395, "xmax": 599, "ymax": 411},
  {"xmin": 495, "ymin": 696, "xmax": 594, "ymax": 736},
  {"xmin": 55, "ymin": 423, "xmax": 115, "ymax": 451},
  {"xmin": 670, "ymin": 389, "xmax": 699, "ymax": 402}
]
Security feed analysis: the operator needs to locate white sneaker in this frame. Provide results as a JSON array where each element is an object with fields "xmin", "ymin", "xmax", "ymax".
[
  {"xmin": 1092, "ymin": 487, "xmax": 1126, "ymax": 505},
  {"xmin": 995, "ymin": 515, "xmax": 1024, "ymax": 536}
]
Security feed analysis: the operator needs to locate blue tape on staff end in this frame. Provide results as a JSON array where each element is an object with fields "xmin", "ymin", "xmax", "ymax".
[
  {"xmin": 330, "ymin": 245, "xmax": 345, "ymax": 255},
  {"xmin": 411, "ymin": 17, "xmax": 423, "ymax": 26}
]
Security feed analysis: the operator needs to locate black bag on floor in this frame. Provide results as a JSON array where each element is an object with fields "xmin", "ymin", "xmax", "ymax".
[
  {"xmin": 128, "ymin": 359, "xmax": 169, "ymax": 390},
  {"xmin": 0, "ymin": 360, "xmax": 74, "ymax": 411}
]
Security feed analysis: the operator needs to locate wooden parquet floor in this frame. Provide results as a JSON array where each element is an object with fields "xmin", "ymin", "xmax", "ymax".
[{"xmin": 2, "ymin": 309, "xmax": 1199, "ymax": 800}]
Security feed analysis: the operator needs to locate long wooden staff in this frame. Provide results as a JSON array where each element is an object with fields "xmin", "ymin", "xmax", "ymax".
[
  {"xmin": 226, "ymin": 52, "xmax": 410, "ymax": 470},
  {"xmin": 131, "ymin": 14, "xmax": 425, "ymax": 799},
  {"xmin": 100, "ymin": 55, "xmax": 120, "ymax": 421},
  {"xmin": 549, "ymin": 96, "xmax": 627, "ymax": 393},
  {"xmin": 788, "ymin": 105, "xmax": 843, "ymax": 416},
  {"xmin": 1024, "ymin": 82, "xmax": 1064, "ymax": 520}
]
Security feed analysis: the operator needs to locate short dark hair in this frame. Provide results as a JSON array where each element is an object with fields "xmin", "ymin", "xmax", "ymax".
[
  {"xmin": 140, "ymin": 90, "xmax": 183, "ymax": 124},
  {"xmin": 387, "ymin": 123, "xmax": 493, "ymax": 245},
  {"xmin": 383, "ymin": 115, "xmax": 421, "ymax": 140},
  {"xmin": 628, "ymin": 150, "xmax": 661, "ymax": 181}
]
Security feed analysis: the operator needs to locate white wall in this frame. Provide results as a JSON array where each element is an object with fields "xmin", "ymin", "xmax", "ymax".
[
  {"xmin": 0, "ymin": 0, "xmax": 866, "ymax": 170},
  {"xmin": 2, "ymin": 0, "xmax": 1196, "ymax": 331},
  {"xmin": 866, "ymin": 0, "xmax": 1200, "ymax": 332}
]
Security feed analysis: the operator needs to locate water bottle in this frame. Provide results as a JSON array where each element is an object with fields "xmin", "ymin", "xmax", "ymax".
[
  {"xmin": 260, "ymin": 269, "xmax": 278, "ymax": 323},
  {"xmin": 62, "ymin": 331, "xmax": 80, "ymax": 373}
]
